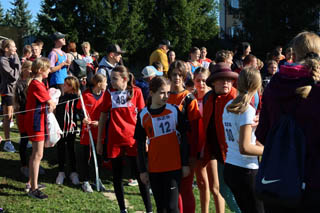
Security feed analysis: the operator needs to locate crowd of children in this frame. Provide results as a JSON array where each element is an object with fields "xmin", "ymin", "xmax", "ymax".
[{"xmin": 0, "ymin": 30, "xmax": 320, "ymax": 213}]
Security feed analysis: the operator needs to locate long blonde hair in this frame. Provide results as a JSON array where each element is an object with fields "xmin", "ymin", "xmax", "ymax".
[
  {"xmin": 291, "ymin": 31, "xmax": 320, "ymax": 98},
  {"xmin": 227, "ymin": 67, "xmax": 261, "ymax": 114}
]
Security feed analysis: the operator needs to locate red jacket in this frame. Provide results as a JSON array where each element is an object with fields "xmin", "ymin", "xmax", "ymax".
[{"xmin": 202, "ymin": 87, "xmax": 237, "ymax": 163}]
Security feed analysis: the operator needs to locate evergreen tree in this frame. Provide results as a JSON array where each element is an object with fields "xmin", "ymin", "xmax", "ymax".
[
  {"xmin": 239, "ymin": 0, "xmax": 320, "ymax": 56},
  {"xmin": 6, "ymin": 0, "xmax": 33, "ymax": 36},
  {"xmin": 0, "ymin": 2, "xmax": 4, "ymax": 24}
]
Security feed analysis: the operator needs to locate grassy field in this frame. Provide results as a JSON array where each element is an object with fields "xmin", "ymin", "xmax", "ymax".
[{"xmin": 0, "ymin": 124, "xmax": 232, "ymax": 213}]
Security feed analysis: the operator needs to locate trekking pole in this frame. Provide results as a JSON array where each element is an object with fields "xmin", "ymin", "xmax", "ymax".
[{"xmin": 79, "ymin": 90, "xmax": 101, "ymax": 191}]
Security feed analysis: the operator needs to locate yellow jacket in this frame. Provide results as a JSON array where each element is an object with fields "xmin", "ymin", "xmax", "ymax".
[{"xmin": 149, "ymin": 48, "xmax": 169, "ymax": 73}]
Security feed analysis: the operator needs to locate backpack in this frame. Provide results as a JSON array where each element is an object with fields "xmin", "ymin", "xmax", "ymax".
[
  {"xmin": 255, "ymin": 104, "xmax": 306, "ymax": 207},
  {"xmin": 69, "ymin": 53, "xmax": 87, "ymax": 79}
]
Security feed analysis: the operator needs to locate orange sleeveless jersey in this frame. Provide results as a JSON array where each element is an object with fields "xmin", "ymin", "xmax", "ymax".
[{"xmin": 139, "ymin": 104, "xmax": 181, "ymax": 173}]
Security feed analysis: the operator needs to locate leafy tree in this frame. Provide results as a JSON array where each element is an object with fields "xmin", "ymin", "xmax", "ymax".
[
  {"xmin": 148, "ymin": 0, "xmax": 219, "ymax": 58},
  {"xmin": 239, "ymin": 0, "xmax": 320, "ymax": 57},
  {"xmin": 38, "ymin": 0, "xmax": 219, "ymax": 67}
]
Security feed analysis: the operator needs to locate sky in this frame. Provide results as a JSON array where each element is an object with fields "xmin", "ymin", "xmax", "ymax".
[{"xmin": 1, "ymin": 0, "xmax": 42, "ymax": 21}]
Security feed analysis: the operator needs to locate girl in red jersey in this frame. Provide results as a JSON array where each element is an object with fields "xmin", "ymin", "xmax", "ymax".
[
  {"xmin": 25, "ymin": 57, "xmax": 56, "ymax": 199},
  {"xmin": 167, "ymin": 60, "xmax": 201, "ymax": 213},
  {"xmin": 193, "ymin": 67, "xmax": 219, "ymax": 213},
  {"xmin": 97, "ymin": 65, "xmax": 152, "ymax": 213},
  {"xmin": 76, "ymin": 73, "xmax": 107, "ymax": 193},
  {"xmin": 55, "ymin": 76, "xmax": 80, "ymax": 186},
  {"xmin": 135, "ymin": 76, "xmax": 190, "ymax": 212}
]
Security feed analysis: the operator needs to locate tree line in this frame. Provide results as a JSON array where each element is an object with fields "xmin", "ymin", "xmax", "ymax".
[{"xmin": 1, "ymin": 0, "xmax": 320, "ymax": 67}]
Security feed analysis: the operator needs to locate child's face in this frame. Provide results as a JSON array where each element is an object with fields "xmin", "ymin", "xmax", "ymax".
[
  {"xmin": 82, "ymin": 45, "xmax": 90, "ymax": 54},
  {"xmin": 170, "ymin": 69, "xmax": 184, "ymax": 88},
  {"xmin": 98, "ymin": 78, "xmax": 107, "ymax": 92},
  {"xmin": 32, "ymin": 45, "xmax": 41, "ymax": 57},
  {"xmin": 186, "ymin": 86, "xmax": 195, "ymax": 93},
  {"xmin": 151, "ymin": 84, "xmax": 170, "ymax": 107},
  {"xmin": 225, "ymin": 55, "xmax": 233, "ymax": 67},
  {"xmin": 212, "ymin": 78, "xmax": 233, "ymax": 95},
  {"xmin": 191, "ymin": 50, "xmax": 200, "ymax": 61},
  {"xmin": 22, "ymin": 68, "xmax": 32, "ymax": 79},
  {"xmin": 268, "ymin": 63, "xmax": 278, "ymax": 75},
  {"xmin": 5, "ymin": 41, "xmax": 17, "ymax": 56},
  {"xmin": 41, "ymin": 68, "xmax": 50, "ymax": 79},
  {"xmin": 194, "ymin": 73, "xmax": 208, "ymax": 93},
  {"xmin": 111, "ymin": 71, "xmax": 127, "ymax": 90},
  {"xmin": 63, "ymin": 81, "xmax": 73, "ymax": 93}
]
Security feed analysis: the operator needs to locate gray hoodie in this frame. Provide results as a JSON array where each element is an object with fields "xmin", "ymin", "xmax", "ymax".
[{"xmin": 0, "ymin": 54, "xmax": 21, "ymax": 96}]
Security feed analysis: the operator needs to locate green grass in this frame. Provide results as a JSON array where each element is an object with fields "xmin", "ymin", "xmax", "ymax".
[{"xmin": 0, "ymin": 124, "xmax": 232, "ymax": 213}]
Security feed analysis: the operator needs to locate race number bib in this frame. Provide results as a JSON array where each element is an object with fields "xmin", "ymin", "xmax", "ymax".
[
  {"xmin": 152, "ymin": 113, "xmax": 176, "ymax": 138},
  {"xmin": 111, "ymin": 91, "xmax": 128, "ymax": 108},
  {"xmin": 224, "ymin": 121, "xmax": 235, "ymax": 142}
]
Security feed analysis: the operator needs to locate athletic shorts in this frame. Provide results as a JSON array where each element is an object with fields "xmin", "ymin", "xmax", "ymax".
[
  {"xmin": 1, "ymin": 95, "xmax": 13, "ymax": 106},
  {"xmin": 107, "ymin": 144, "xmax": 137, "ymax": 158}
]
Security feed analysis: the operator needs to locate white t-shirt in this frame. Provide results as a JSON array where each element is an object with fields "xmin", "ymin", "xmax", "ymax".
[{"xmin": 223, "ymin": 100, "xmax": 259, "ymax": 169}]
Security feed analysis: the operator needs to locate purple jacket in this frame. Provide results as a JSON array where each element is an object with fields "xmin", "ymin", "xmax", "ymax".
[{"xmin": 256, "ymin": 65, "xmax": 320, "ymax": 194}]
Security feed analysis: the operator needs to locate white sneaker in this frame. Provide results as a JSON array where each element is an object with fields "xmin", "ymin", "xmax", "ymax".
[
  {"xmin": 3, "ymin": 141, "xmax": 16, "ymax": 152},
  {"xmin": 69, "ymin": 172, "xmax": 80, "ymax": 185},
  {"xmin": 127, "ymin": 179, "xmax": 138, "ymax": 186},
  {"xmin": 56, "ymin": 172, "xmax": 66, "ymax": 185},
  {"xmin": 82, "ymin": 181, "xmax": 93, "ymax": 193},
  {"xmin": 10, "ymin": 120, "xmax": 14, "ymax": 128}
]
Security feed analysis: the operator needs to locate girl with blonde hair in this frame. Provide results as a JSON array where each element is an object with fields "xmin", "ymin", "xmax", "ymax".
[{"xmin": 222, "ymin": 67, "xmax": 264, "ymax": 212}]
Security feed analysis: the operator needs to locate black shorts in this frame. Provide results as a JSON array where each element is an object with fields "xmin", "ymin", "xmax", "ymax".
[{"xmin": 2, "ymin": 95, "xmax": 13, "ymax": 106}]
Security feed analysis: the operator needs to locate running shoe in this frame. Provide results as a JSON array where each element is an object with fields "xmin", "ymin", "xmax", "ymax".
[
  {"xmin": 10, "ymin": 120, "xmax": 14, "ymax": 128},
  {"xmin": 56, "ymin": 172, "xmax": 66, "ymax": 185},
  {"xmin": 69, "ymin": 172, "xmax": 80, "ymax": 185},
  {"xmin": 3, "ymin": 141, "xmax": 16, "ymax": 152},
  {"xmin": 127, "ymin": 179, "xmax": 138, "ymax": 186},
  {"xmin": 82, "ymin": 181, "xmax": 93, "ymax": 193},
  {"xmin": 25, "ymin": 183, "xmax": 46, "ymax": 193},
  {"xmin": 28, "ymin": 188, "xmax": 48, "ymax": 199}
]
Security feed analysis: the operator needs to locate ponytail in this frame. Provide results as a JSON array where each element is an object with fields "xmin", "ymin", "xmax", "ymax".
[
  {"xmin": 227, "ymin": 92, "xmax": 255, "ymax": 114},
  {"xmin": 227, "ymin": 67, "xmax": 261, "ymax": 114},
  {"xmin": 127, "ymin": 72, "xmax": 135, "ymax": 101},
  {"xmin": 295, "ymin": 58, "xmax": 320, "ymax": 98}
]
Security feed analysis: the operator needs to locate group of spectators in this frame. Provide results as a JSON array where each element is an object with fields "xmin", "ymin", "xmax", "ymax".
[{"xmin": 0, "ymin": 30, "xmax": 319, "ymax": 213}]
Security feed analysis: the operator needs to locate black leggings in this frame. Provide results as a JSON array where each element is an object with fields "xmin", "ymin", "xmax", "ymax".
[
  {"xmin": 19, "ymin": 133, "xmax": 29, "ymax": 167},
  {"xmin": 57, "ymin": 134, "xmax": 77, "ymax": 172},
  {"xmin": 111, "ymin": 156, "xmax": 152, "ymax": 212},
  {"xmin": 149, "ymin": 170, "xmax": 181, "ymax": 213},
  {"xmin": 224, "ymin": 163, "xmax": 264, "ymax": 213},
  {"xmin": 80, "ymin": 145, "xmax": 104, "ymax": 182}
]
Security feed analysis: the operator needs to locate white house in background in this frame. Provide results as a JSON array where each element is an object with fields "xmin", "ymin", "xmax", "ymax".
[{"xmin": 219, "ymin": 0, "xmax": 243, "ymax": 39}]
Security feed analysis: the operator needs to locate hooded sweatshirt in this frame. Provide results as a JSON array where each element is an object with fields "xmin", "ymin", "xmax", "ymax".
[{"xmin": 256, "ymin": 64, "xmax": 320, "ymax": 194}]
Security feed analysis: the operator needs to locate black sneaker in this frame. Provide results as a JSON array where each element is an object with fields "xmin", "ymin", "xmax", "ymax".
[
  {"xmin": 25, "ymin": 183, "xmax": 47, "ymax": 193},
  {"xmin": 28, "ymin": 189, "xmax": 48, "ymax": 199}
]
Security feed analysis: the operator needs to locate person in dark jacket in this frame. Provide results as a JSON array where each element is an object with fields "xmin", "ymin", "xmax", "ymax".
[
  {"xmin": 55, "ymin": 76, "xmax": 81, "ymax": 186},
  {"xmin": 256, "ymin": 31, "xmax": 320, "ymax": 212}
]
